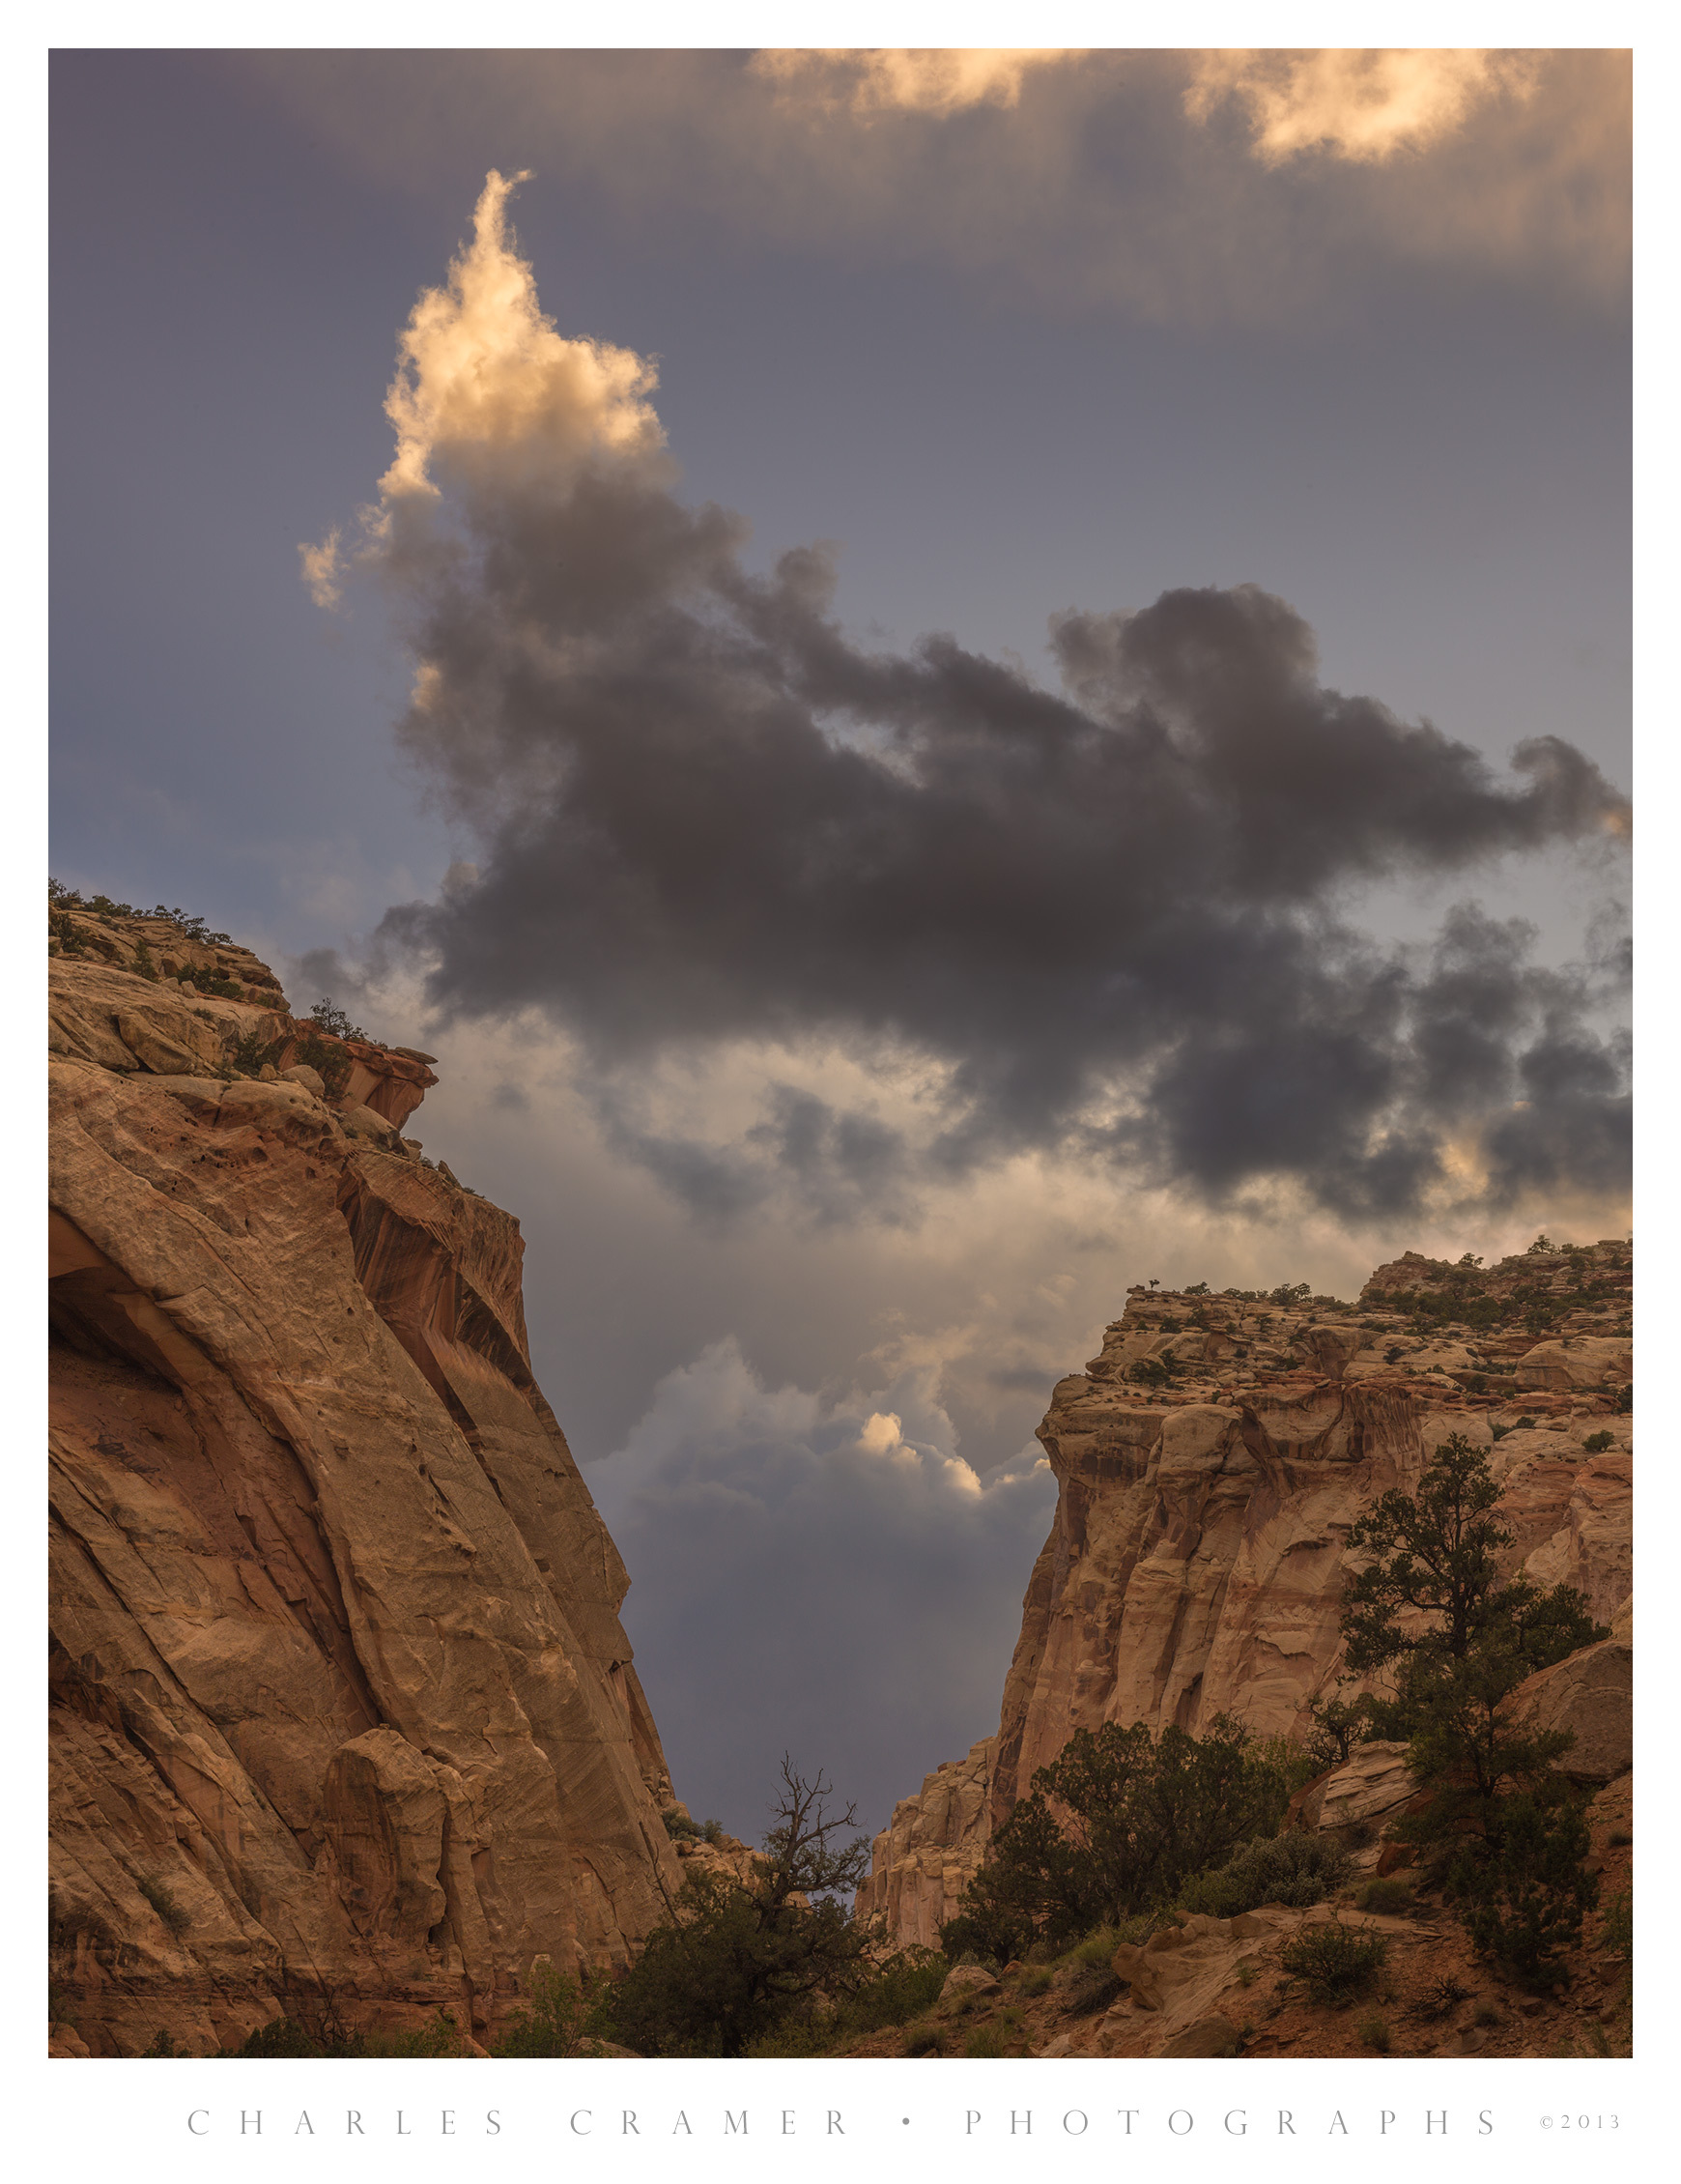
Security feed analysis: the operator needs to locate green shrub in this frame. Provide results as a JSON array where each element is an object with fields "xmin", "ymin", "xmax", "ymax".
[
  {"xmin": 1515, "ymin": 1416, "xmax": 1538, "ymax": 1430},
  {"xmin": 903, "ymin": 2024, "xmax": 945, "ymax": 2056},
  {"xmin": 228, "ymin": 1027, "xmax": 284, "ymax": 1078},
  {"xmin": 1447, "ymin": 1793, "xmax": 1597, "ymax": 1991},
  {"xmin": 141, "ymin": 2029, "xmax": 181, "ymax": 2056},
  {"xmin": 1473, "ymin": 2000, "xmax": 1499, "ymax": 2027},
  {"xmin": 493, "ymin": 1961, "xmax": 608, "ymax": 2056},
  {"xmin": 1019, "ymin": 1966, "xmax": 1053, "ymax": 1997},
  {"xmin": 310, "ymin": 997, "xmax": 367, "ymax": 1042},
  {"xmin": 600, "ymin": 1761, "xmax": 871, "ymax": 2057},
  {"xmin": 237, "ymin": 2016, "xmax": 325, "ymax": 2057},
  {"xmin": 1180, "ymin": 1830, "xmax": 1350, "ymax": 1917},
  {"xmin": 372, "ymin": 2011, "xmax": 461, "ymax": 2058},
  {"xmin": 742, "ymin": 2016, "xmax": 833, "ymax": 2058},
  {"xmin": 1581, "ymin": 1430, "xmax": 1614, "ymax": 1453},
  {"xmin": 234, "ymin": 2007, "xmax": 459, "ymax": 2058},
  {"xmin": 1614, "ymin": 1385, "xmax": 1632, "ymax": 1414},
  {"xmin": 1280, "ymin": 1921, "xmax": 1389, "ymax": 2003},
  {"xmin": 178, "ymin": 965, "xmax": 243, "ymax": 1000},
  {"xmin": 1598, "ymin": 1890, "xmax": 1632, "ymax": 1964},
  {"xmin": 137, "ymin": 1876, "xmax": 190, "ymax": 1936},
  {"xmin": 834, "ymin": 1949, "xmax": 949, "ymax": 2034},
  {"xmin": 942, "ymin": 1714, "xmax": 1297, "ymax": 1961},
  {"xmin": 1067, "ymin": 1924, "xmax": 1125, "ymax": 1968},
  {"xmin": 1355, "ymin": 1878, "xmax": 1413, "ymax": 1916},
  {"xmin": 963, "ymin": 2023, "xmax": 1014, "ymax": 2058},
  {"xmin": 1607, "ymin": 1829, "xmax": 1632, "ymax": 1849},
  {"xmin": 1357, "ymin": 2014, "xmax": 1391, "ymax": 2052},
  {"xmin": 290, "ymin": 1029, "xmax": 354, "ymax": 1099}
]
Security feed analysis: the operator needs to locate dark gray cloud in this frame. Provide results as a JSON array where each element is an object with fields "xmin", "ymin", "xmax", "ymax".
[
  {"xmin": 371, "ymin": 491, "xmax": 1627, "ymax": 1223},
  {"xmin": 327, "ymin": 176, "xmax": 1628, "ymax": 1230}
]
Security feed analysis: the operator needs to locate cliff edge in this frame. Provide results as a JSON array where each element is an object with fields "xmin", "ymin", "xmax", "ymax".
[
  {"xmin": 857, "ymin": 1247, "xmax": 1632, "ymax": 1947},
  {"xmin": 48, "ymin": 894, "xmax": 684, "ymax": 2055}
]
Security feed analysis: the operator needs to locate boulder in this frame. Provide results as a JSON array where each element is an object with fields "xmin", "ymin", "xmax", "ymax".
[
  {"xmin": 1307, "ymin": 1742, "xmax": 1416, "ymax": 1834},
  {"xmin": 1502, "ymin": 1625, "xmax": 1633, "ymax": 1783},
  {"xmin": 280, "ymin": 1063, "xmax": 328, "ymax": 1097},
  {"xmin": 942, "ymin": 1963, "xmax": 1000, "ymax": 2001},
  {"xmin": 336, "ymin": 1100, "xmax": 405, "ymax": 1151},
  {"xmin": 1515, "ymin": 1336, "xmax": 1632, "ymax": 1393}
]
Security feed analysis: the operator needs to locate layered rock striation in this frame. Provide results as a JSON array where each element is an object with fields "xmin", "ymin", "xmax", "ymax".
[
  {"xmin": 857, "ymin": 1246, "xmax": 1633, "ymax": 1945},
  {"xmin": 48, "ymin": 897, "xmax": 684, "ymax": 2055}
]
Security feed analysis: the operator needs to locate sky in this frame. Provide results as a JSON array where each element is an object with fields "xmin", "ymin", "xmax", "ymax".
[{"xmin": 49, "ymin": 43, "xmax": 1631, "ymax": 1845}]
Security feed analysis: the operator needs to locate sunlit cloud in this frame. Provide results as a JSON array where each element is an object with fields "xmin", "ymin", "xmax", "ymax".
[
  {"xmin": 380, "ymin": 167, "xmax": 667, "ymax": 503},
  {"xmin": 257, "ymin": 49, "xmax": 1630, "ymax": 324},
  {"xmin": 1187, "ymin": 48, "xmax": 1540, "ymax": 165},
  {"xmin": 749, "ymin": 47, "xmax": 1078, "ymax": 118}
]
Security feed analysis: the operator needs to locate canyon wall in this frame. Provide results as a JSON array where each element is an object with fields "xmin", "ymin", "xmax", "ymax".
[
  {"xmin": 857, "ymin": 1247, "xmax": 1633, "ymax": 1947},
  {"xmin": 48, "ymin": 898, "xmax": 684, "ymax": 2055}
]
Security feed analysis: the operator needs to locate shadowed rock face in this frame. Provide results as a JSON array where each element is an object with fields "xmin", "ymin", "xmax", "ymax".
[
  {"xmin": 857, "ymin": 1248, "xmax": 1633, "ymax": 1944},
  {"xmin": 48, "ymin": 905, "xmax": 681, "ymax": 2057}
]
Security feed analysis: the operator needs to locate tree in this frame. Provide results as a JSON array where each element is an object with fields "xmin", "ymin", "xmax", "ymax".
[
  {"xmin": 604, "ymin": 1759, "xmax": 873, "ymax": 2057},
  {"xmin": 1336, "ymin": 1433, "xmax": 1607, "ymax": 1986},
  {"xmin": 1304, "ymin": 1678, "xmax": 1379, "ymax": 1773},
  {"xmin": 940, "ymin": 1715, "xmax": 1295, "ymax": 1962}
]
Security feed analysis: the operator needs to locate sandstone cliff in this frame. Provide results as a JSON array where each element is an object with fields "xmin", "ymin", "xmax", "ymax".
[
  {"xmin": 857, "ymin": 1246, "xmax": 1633, "ymax": 1946},
  {"xmin": 48, "ymin": 894, "xmax": 685, "ymax": 2056}
]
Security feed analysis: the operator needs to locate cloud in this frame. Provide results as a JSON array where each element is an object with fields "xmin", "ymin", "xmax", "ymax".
[
  {"xmin": 313, "ymin": 175, "xmax": 1629, "ymax": 1235},
  {"xmin": 588, "ymin": 1335, "xmax": 1057, "ymax": 1835},
  {"xmin": 298, "ymin": 526, "xmax": 343, "ymax": 610},
  {"xmin": 1186, "ymin": 49, "xmax": 1539, "ymax": 165},
  {"xmin": 377, "ymin": 167, "xmax": 667, "ymax": 503},
  {"xmin": 255, "ymin": 49, "xmax": 1630, "ymax": 323},
  {"xmin": 749, "ymin": 47, "xmax": 1076, "ymax": 118}
]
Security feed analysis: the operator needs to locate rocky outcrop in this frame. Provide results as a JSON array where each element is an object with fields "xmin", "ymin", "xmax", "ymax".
[
  {"xmin": 1502, "ymin": 1598, "xmax": 1633, "ymax": 1785},
  {"xmin": 48, "ymin": 901, "xmax": 683, "ymax": 2055},
  {"xmin": 852, "ymin": 1739, "xmax": 997, "ymax": 1945},
  {"xmin": 861, "ymin": 1245, "xmax": 1634, "ymax": 1945}
]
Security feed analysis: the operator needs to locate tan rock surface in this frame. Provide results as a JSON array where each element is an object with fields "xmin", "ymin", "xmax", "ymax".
[
  {"xmin": 864, "ymin": 1243, "xmax": 1634, "ymax": 1944},
  {"xmin": 1502, "ymin": 1606, "xmax": 1633, "ymax": 1784},
  {"xmin": 48, "ymin": 908, "xmax": 681, "ymax": 2056}
]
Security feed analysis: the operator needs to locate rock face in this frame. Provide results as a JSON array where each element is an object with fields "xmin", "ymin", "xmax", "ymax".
[
  {"xmin": 858, "ymin": 1246, "xmax": 1633, "ymax": 1944},
  {"xmin": 48, "ymin": 898, "xmax": 684, "ymax": 2056},
  {"xmin": 852, "ymin": 1739, "xmax": 999, "ymax": 1949}
]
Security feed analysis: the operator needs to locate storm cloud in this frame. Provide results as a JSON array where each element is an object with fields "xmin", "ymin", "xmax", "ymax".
[
  {"xmin": 586, "ymin": 1336, "xmax": 1058, "ymax": 1837},
  {"xmin": 326, "ymin": 174, "xmax": 1630, "ymax": 1229}
]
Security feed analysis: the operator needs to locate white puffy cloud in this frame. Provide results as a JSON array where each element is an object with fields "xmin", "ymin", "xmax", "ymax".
[{"xmin": 379, "ymin": 167, "xmax": 667, "ymax": 503}]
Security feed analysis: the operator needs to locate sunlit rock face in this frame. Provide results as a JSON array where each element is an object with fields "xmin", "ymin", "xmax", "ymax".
[
  {"xmin": 858, "ymin": 1244, "xmax": 1633, "ymax": 1946},
  {"xmin": 48, "ymin": 901, "xmax": 681, "ymax": 2057}
]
